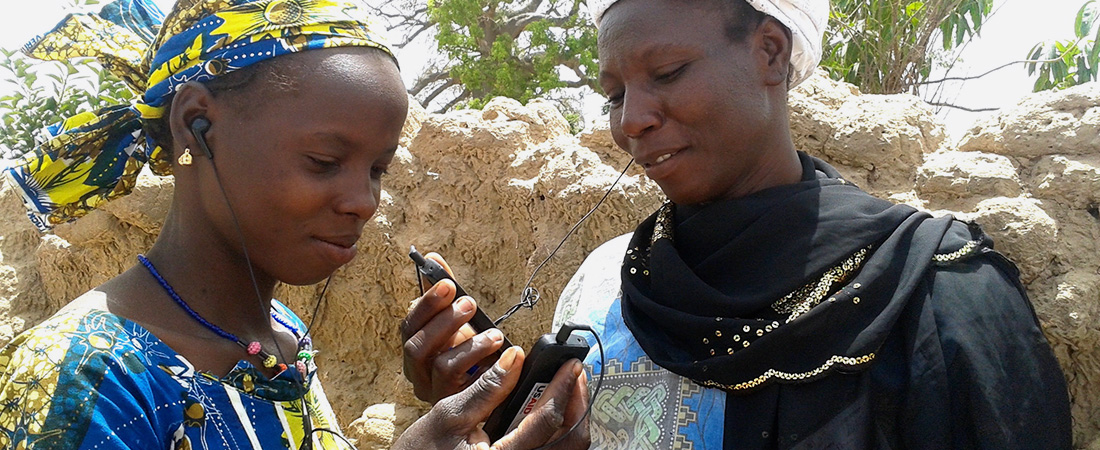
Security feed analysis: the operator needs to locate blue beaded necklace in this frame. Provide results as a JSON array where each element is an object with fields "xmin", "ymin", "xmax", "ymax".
[{"xmin": 137, "ymin": 254, "xmax": 312, "ymax": 374}]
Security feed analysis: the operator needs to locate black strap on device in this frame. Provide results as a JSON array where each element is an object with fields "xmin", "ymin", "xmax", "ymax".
[{"xmin": 410, "ymin": 246, "xmax": 514, "ymax": 351}]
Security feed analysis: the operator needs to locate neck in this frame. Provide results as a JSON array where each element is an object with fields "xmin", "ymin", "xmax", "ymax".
[
  {"xmin": 715, "ymin": 98, "xmax": 802, "ymax": 202},
  {"xmin": 143, "ymin": 207, "xmax": 278, "ymax": 340}
]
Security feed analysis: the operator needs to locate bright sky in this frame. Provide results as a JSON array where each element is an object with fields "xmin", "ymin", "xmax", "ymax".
[
  {"xmin": 0, "ymin": 0, "xmax": 1090, "ymax": 140},
  {"xmin": 927, "ymin": 0, "xmax": 1086, "ymax": 138}
]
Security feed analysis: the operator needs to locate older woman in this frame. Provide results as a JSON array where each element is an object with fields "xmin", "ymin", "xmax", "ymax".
[
  {"xmin": 0, "ymin": 0, "xmax": 587, "ymax": 449},
  {"xmin": 403, "ymin": 0, "xmax": 1072, "ymax": 448}
]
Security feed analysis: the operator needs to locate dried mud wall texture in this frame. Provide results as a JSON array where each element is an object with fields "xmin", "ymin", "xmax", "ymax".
[{"xmin": 1, "ymin": 79, "xmax": 1098, "ymax": 447}]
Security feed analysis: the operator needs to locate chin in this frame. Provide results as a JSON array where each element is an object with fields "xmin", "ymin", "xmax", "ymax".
[
  {"xmin": 658, "ymin": 183, "xmax": 708, "ymax": 206},
  {"xmin": 277, "ymin": 265, "xmax": 341, "ymax": 286},
  {"xmin": 282, "ymin": 275, "xmax": 332, "ymax": 286}
]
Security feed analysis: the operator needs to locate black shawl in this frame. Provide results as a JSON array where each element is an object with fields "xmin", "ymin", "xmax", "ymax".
[{"xmin": 619, "ymin": 152, "xmax": 1071, "ymax": 448}]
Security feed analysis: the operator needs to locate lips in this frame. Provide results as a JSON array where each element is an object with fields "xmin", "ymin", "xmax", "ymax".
[
  {"xmin": 640, "ymin": 148, "xmax": 684, "ymax": 168},
  {"xmin": 316, "ymin": 234, "xmax": 360, "ymax": 249},
  {"xmin": 314, "ymin": 234, "xmax": 361, "ymax": 266},
  {"xmin": 635, "ymin": 146, "xmax": 687, "ymax": 181}
]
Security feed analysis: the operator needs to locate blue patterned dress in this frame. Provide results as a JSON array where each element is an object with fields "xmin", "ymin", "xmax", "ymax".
[{"xmin": 0, "ymin": 301, "xmax": 349, "ymax": 449}]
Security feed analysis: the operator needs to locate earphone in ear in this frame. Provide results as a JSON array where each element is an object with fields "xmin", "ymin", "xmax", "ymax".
[{"xmin": 190, "ymin": 116, "xmax": 214, "ymax": 159}]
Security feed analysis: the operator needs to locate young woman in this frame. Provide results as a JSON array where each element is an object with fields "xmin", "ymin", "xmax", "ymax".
[
  {"xmin": 0, "ymin": 0, "xmax": 588, "ymax": 448},
  {"xmin": 402, "ymin": 0, "xmax": 1072, "ymax": 448}
]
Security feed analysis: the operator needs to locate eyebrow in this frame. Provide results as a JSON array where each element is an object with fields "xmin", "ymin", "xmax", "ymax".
[
  {"xmin": 638, "ymin": 42, "xmax": 694, "ymax": 60},
  {"xmin": 306, "ymin": 131, "xmax": 400, "ymax": 157},
  {"xmin": 599, "ymin": 41, "xmax": 697, "ymax": 80}
]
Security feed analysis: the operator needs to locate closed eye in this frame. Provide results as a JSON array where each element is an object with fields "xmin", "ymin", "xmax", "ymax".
[
  {"xmin": 656, "ymin": 64, "xmax": 688, "ymax": 83},
  {"xmin": 307, "ymin": 155, "xmax": 340, "ymax": 172}
]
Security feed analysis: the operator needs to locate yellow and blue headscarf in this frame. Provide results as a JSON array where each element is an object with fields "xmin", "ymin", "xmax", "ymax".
[{"xmin": 4, "ymin": 0, "xmax": 393, "ymax": 231}]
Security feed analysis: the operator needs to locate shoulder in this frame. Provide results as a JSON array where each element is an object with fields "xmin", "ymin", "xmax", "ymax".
[
  {"xmin": 897, "ymin": 221, "xmax": 1072, "ymax": 446},
  {"xmin": 919, "ymin": 219, "xmax": 1036, "ymax": 326},
  {"xmin": 1, "ymin": 306, "xmax": 130, "ymax": 365},
  {"xmin": 0, "ymin": 308, "xmax": 167, "ymax": 448},
  {"xmin": 553, "ymin": 233, "xmax": 631, "ymax": 330},
  {"xmin": 902, "ymin": 220, "xmax": 1064, "ymax": 387},
  {"xmin": 0, "ymin": 306, "xmax": 158, "ymax": 389}
]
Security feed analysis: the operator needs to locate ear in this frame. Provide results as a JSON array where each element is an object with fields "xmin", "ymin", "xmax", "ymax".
[
  {"xmin": 168, "ymin": 81, "xmax": 216, "ymax": 161},
  {"xmin": 756, "ymin": 17, "xmax": 793, "ymax": 88}
]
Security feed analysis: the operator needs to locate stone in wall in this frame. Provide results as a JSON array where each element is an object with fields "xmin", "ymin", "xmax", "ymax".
[
  {"xmin": 916, "ymin": 151, "xmax": 1023, "ymax": 209},
  {"xmin": 789, "ymin": 69, "xmax": 948, "ymax": 194},
  {"xmin": 959, "ymin": 83, "xmax": 1100, "ymax": 159},
  {"xmin": 0, "ymin": 181, "xmax": 45, "ymax": 343}
]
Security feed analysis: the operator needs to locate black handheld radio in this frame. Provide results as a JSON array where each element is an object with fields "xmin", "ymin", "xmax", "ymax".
[
  {"xmin": 482, "ymin": 329, "xmax": 588, "ymax": 440},
  {"xmin": 409, "ymin": 246, "xmax": 590, "ymax": 441}
]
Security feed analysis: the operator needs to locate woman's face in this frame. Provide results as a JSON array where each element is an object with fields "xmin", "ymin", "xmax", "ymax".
[
  {"xmin": 597, "ymin": 0, "xmax": 787, "ymax": 205},
  {"xmin": 188, "ymin": 48, "xmax": 408, "ymax": 285}
]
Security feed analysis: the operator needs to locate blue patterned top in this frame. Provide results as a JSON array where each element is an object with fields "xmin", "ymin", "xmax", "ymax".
[
  {"xmin": 0, "ymin": 300, "xmax": 349, "ymax": 449},
  {"xmin": 554, "ymin": 234, "xmax": 727, "ymax": 449}
]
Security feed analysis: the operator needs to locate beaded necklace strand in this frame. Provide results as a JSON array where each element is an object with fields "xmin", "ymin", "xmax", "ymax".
[{"xmin": 137, "ymin": 254, "xmax": 313, "ymax": 375}]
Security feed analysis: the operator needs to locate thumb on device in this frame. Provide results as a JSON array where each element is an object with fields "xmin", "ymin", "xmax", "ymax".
[
  {"xmin": 492, "ymin": 359, "xmax": 586, "ymax": 450},
  {"xmin": 437, "ymin": 346, "xmax": 525, "ymax": 421}
]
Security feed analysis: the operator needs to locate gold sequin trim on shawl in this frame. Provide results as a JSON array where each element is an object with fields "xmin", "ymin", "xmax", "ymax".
[
  {"xmin": 651, "ymin": 202, "xmax": 674, "ymax": 245},
  {"xmin": 932, "ymin": 239, "xmax": 982, "ymax": 264},
  {"xmin": 698, "ymin": 353, "xmax": 876, "ymax": 391},
  {"xmin": 770, "ymin": 245, "xmax": 872, "ymax": 323}
]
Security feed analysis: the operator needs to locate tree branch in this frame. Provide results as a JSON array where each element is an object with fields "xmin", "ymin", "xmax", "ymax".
[
  {"xmin": 515, "ymin": 0, "xmax": 545, "ymax": 16},
  {"xmin": 437, "ymin": 88, "xmax": 469, "ymax": 113},
  {"xmin": 920, "ymin": 53, "xmax": 1085, "ymax": 85},
  {"xmin": 422, "ymin": 78, "xmax": 460, "ymax": 105},
  {"xmin": 398, "ymin": 21, "xmax": 436, "ymax": 48},
  {"xmin": 924, "ymin": 101, "xmax": 999, "ymax": 113},
  {"xmin": 410, "ymin": 69, "xmax": 452, "ymax": 95}
]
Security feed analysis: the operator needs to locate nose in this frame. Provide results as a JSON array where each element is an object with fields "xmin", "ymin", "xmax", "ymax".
[
  {"xmin": 336, "ymin": 178, "xmax": 380, "ymax": 221},
  {"xmin": 618, "ymin": 89, "xmax": 664, "ymax": 138}
]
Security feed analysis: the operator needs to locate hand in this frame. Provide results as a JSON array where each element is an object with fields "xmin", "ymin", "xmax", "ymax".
[
  {"xmin": 392, "ymin": 347, "xmax": 591, "ymax": 450},
  {"xmin": 402, "ymin": 253, "xmax": 506, "ymax": 403}
]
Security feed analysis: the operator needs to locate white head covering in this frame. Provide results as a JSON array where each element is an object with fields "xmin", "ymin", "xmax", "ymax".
[{"xmin": 588, "ymin": 0, "xmax": 828, "ymax": 88}]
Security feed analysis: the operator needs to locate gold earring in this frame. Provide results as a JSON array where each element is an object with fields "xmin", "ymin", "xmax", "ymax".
[{"xmin": 178, "ymin": 148, "xmax": 193, "ymax": 166}]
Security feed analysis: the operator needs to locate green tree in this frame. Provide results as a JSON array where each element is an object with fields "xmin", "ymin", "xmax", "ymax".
[
  {"xmin": 1027, "ymin": 0, "xmax": 1100, "ymax": 92},
  {"xmin": 0, "ymin": 0, "xmax": 135, "ymax": 161},
  {"xmin": 822, "ymin": 0, "xmax": 993, "ymax": 94},
  {"xmin": 367, "ymin": 0, "xmax": 597, "ymax": 114},
  {"xmin": 0, "ymin": 48, "xmax": 134, "ymax": 161}
]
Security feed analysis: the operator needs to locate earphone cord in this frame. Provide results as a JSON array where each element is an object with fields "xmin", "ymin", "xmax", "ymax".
[
  {"xmin": 494, "ymin": 158, "xmax": 635, "ymax": 326},
  {"xmin": 298, "ymin": 277, "xmax": 335, "ymax": 449},
  {"xmin": 209, "ymin": 162, "xmax": 348, "ymax": 449},
  {"xmin": 209, "ymin": 163, "xmax": 291, "ymax": 366}
]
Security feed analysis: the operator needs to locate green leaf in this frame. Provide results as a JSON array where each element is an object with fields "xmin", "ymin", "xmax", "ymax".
[
  {"xmin": 1033, "ymin": 67, "xmax": 1048, "ymax": 92},
  {"xmin": 1052, "ymin": 60, "xmax": 1068, "ymax": 81},
  {"xmin": 1027, "ymin": 43, "xmax": 1044, "ymax": 73},
  {"xmin": 1075, "ymin": 0, "xmax": 1097, "ymax": 38},
  {"xmin": 941, "ymin": 20, "xmax": 954, "ymax": 50},
  {"xmin": 969, "ymin": 2, "xmax": 983, "ymax": 30},
  {"xmin": 905, "ymin": 2, "xmax": 924, "ymax": 17}
]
